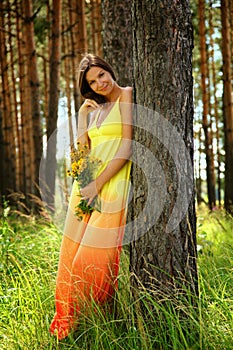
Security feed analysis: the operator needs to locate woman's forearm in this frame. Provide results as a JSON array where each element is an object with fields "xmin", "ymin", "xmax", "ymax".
[
  {"xmin": 96, "ymin": 139, "xmax": 132, "ymax": 191},
  {"xmin": 77, "ymin": 99, "xmax": 100, "ymax": 145},
  {"xmin": 77, "ymin": 113, "xmax": 89, "ymax": 145}
]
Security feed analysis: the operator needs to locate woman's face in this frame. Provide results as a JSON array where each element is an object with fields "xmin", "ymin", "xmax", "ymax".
[{"xmin": 85, "ymin": 66, "xmax": 114, "ymax": 97}]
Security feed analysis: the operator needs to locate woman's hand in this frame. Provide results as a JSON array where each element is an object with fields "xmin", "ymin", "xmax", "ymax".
[
  {"xmin": 80, "ymin": 180, "xmax": 100, "ymax": 206},
  {"xmin": 79, "ymin": 99, "xmax": 100, "ymax": 117},
  {"xmin": 77, "ymin": 99, "xmax": 100, "ymax": 145}
]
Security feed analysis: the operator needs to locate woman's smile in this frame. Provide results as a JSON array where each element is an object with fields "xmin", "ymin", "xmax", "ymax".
[{"xmin": 86, "ymin": 67, "xmax": 113, "ymax": 95}]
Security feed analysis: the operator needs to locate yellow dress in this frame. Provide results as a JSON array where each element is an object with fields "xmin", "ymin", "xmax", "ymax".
[{"xmin": 49, "ymin": 97, "xmax": 132, "ymax": 339}]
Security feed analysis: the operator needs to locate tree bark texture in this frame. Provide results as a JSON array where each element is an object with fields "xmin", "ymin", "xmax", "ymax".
[
  {"xmin": 16, "ymin": 1, "xmax": 31, "ymax": 195},
  {"xmin": 46, "ymin": 0, "xmax": 62, "ymax": 210},
  {"xmin": 221, "ymin": 0, "xmax": 233, "ymax": 214},
  {"xmin": 209, "ymin": 2, "xmax": 222, "ymax": 206},
  {"xmin": 22, "ymin": 0, "xmax": 43, "ymax": 197},
  {"xmin": 102, "ymin": 0, "xmax": 133, "ymax": 86},
  {"xmin": 198, "ymin": 0, "xmax": 216, "ymax": 209},
  {"xmin": 0, "ymin": 0, "xmax": 16, "ymax": 196},
  {"xmin": 130, "ymin": 1, "xmax": 198, "ymax": 296}
]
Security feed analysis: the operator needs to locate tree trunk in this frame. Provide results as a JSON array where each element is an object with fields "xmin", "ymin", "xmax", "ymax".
[
  {"xmin": 221, "ymin": 0, "xmax": 233, "ymax": 214},
  {"xmin": 209, "ymin": 1, "xmax": 222, "ymax": 206},
  {"xmin": 16, "ymin": 0, "xmax": 31, "ymax": 195},
  {"xmin": 46, "ymin": 0, "xmax": 62, "ymax": 210},
  {"xmin": 95, "ymin": 0, "xmax": 103, "ymax": 57},
  {"xmin": 7, "ymin": 0, "xmax": 20, "ymax": 192},
  {"xmin": 130, "ymin": 0, "xmax": 198, "ymax": 299},
  {"xmin": 102, "ymin": 0, "xmax": 133, "ymax": 86},
  {"xmin": 62, "ymin": 15, "xmax": 74, "ymax": 149},
  {"xmin": 22, "ymin": 0, "xmax": 43, "ymax": 200},
  {"xmin": 198, "ymin": 0, "xmax": 216, "ymax": 209},
  {"xmin": 195, "ymin": 126, "xmax": 203, "ymax": 206},
  {"xmin": 0, "ymin": 95, "xmax": 4, "ymax": 199},
  {"xmin": 69, "ymin": 0, "xmax": 85, "ymax": 113},
  {"xmin": 0, "ymin": 0, "xmax": 16, "ymax": 196}
]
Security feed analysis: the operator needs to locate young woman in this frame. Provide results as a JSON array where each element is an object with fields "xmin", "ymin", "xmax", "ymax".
[{"xmin": 49, "ymin": 54, "xmax": 132, "ymax": 340}]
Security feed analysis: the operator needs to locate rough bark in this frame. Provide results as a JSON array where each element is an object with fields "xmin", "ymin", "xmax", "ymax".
[
  {"xmin": 209, "ymin": 1, "xmax": 222, "ymax": 206},
  {"xmin": 69, "ymin": 0, "xmax": 87, "ymax": 112},
  {"xmin": 22, "ymin": 0, "xmax": 43, "ymax": 200},
  {"xmin": 0, "ymin": 0, "xmax": 16, "ymax": 195},
  {"xmin": 221, "ymin": 0, "xmax": 233, "ymax": 213},
  {"xmin": 0, "ymin": 95, "xmax": 4, "ymax": 199},
  {"xmin": 7, "ymin": 0, "xmax": 20, "ymax": 192},
  {"xmin": 46, "ymin": 0, "xmax": 62, "ymax": 210},
  {"xmin": 62, "ymin": 15, "xmax": 74, "ymax": 149},
  {"xmin": 198, "ymin": 0, "xmax": 216, "ymax": 209},
  {"xmin": 102, "ymin": 0, "xmax": 133, "ymax": 86},
  {"xmin": 130, "ymin": 1, "xmax": 198, "ymax": 298},
  {"xmin": 16, "ymin": 0, "xmax": 30, "ymax": 195}
]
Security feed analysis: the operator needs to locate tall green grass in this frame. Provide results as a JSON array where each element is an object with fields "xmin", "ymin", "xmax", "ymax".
[{"xmin": 0, "ymin": 205, "xmax": 232, "ymax": 349}]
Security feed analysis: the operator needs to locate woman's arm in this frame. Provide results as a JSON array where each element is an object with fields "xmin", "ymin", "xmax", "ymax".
[
  {"xmin": 81, "ymin": 87, "xmax": 133, "ymax": 205},
  {"xmin": 77, "ymin": 99, "xmax": 99, "ymax": 146},
  {"xmin": 96, "ymin": 87, "xmax": 132, "ymax": 188}
]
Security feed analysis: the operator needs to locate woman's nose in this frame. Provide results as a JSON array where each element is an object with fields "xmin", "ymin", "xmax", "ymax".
[{"xmin": 96, "ymin": 79, "xmax": 103, "ymax": 88}]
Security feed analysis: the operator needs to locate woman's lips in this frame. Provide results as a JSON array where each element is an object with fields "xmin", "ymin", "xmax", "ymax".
[{"xmin": 99, "ymin": 85, "xmax": 108, "ymax": 92}]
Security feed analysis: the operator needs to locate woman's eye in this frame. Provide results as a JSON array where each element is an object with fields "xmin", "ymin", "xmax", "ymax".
[{"xmin": 99, "ymin": 72, "xmax": 104, "ymax": 77}]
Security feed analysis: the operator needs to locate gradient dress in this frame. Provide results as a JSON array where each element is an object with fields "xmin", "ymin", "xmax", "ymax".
[{"xmin": 49, "ymin": 98, "xmax": 132, "ymax": 340}]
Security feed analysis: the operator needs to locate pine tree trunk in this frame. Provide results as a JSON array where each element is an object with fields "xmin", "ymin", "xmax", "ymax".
[
  {"xmin": 46, "ymin": 0, "xmax": 62, "ymax": 210},
  {"xmin": 221, "ymin": 0, "xmax": 233, "ymax": 213},
  {"xmin": 7, "ymin": 0, "xmax": 20, "ymax": 192},
  {"xmin": 0, "ymin": 0, "xmax": 16, "ymax": 196},
  {"xmin": 69, "ymin": 0, "xmax": 85, "ymax": 113},
  {"xmin": 130, "ymin": 0, "xmax": 198, "ymax": 297},
  {"xmin": 209, "ymin": 1, "xmax": 222, "ymax": 206},
  {"xmin": 198, "ymin": 0, "xmax": 216, "ymax": 209},
  {"xmin": 16, "ymin": 0, "xmax": 31, "ymax": 195},
  {"xmin": 96, "ymin": 0, "xmax": 103, "ymax": 56},
  {"xmin": 195, "ymin": 127, "xmax": 203, "ymax": 205},
  {"xmin": 0, "ymin": 96, "xmax": 4, "ymax": 199},
  {"xmin": 102, "ymin": 0, "xmax": 133, "ymax": 86},
  {"xmin": 62, "ymin": 15, "xmax": 74, "ymax": 149},
  {"xmin": 22, "ymin": 0, "xmax": 42, "ymax": 200},
  {"xmin": 20, "ymin": 30, "xmax": 34, "ymax": 198}
]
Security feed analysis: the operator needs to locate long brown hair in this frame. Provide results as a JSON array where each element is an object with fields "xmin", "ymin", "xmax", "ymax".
[{"xmin": 78, "ymin": 54, "xmax": 116, "ymax": 104}]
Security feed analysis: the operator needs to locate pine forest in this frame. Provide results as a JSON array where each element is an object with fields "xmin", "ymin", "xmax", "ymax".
[{"xmin": 0, "ymin": 1, "xmax": 233, "ymax": 349}]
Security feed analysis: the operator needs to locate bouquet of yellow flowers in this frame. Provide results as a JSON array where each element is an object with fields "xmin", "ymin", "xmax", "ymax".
[{"xmin": 67, "ymin": 141, "xmax": 102, "ymax": 220}]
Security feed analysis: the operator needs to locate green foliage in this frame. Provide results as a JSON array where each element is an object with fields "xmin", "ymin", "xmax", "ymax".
[
  {"xmin": 0, "ymin": 207, "xmax": 233, "ymax": 349},
  {"xmin": 33, "ymin": 0, "xmax": 50, "ymax": 45}
]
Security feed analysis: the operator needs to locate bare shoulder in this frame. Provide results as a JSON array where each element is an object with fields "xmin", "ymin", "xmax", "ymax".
[{"xmin": 119, "ymin": 86, "xmax": 132, "ymax": 102}]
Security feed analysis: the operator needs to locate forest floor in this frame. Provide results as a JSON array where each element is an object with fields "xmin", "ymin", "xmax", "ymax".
[{"xmin": 0, "ymin": 204, "xmax": 233, "ymax": 350}]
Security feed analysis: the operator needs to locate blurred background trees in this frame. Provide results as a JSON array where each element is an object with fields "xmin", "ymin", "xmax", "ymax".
[
  {"xmin": 0, "ymin": 0, "xmax": 232, "ymax": 216},
  {"xmin": 192, "ymin": 0, "xmax": 233, "ymax": 214}
]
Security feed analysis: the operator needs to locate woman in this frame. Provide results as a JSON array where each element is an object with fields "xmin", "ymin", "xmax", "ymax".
[{"xmin": 49, "ymin": 54, "xmax": 132, "ymax": 340}]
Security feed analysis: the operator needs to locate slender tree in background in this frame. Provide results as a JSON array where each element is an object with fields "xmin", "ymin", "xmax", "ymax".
[
  {"xmin": 68, "ymin": 0, "xmax": 86, "ymax": 113},
  {"xmin": 22, "ymin": 0, "xmax": 43, "ymax": 199},
  {"xmin": 221, "ymin": 0, "xmax": 233, "ymax": 214},
  {"xmin": 0, "ymin": 0, "xmax": 16, "ymax": 198},
  {"xmin": 46, "ymin": 0, "xmax": 62, "ymax": 210},
  {"xmin": 209, "ymin": 1, "xmax": 222, "ymax": 206},
  {"xmin": 86, "ymin": 0, "xmax": 102, "ymax": 56},
  {"xmin": 62, "ymin": 9, "xmax": 74, "ymax": 148},
  {"xmin": 130, "ymin": 0, "xmax": 198, "ymax": 307},
  {"xmin": 102, "ymin": 0, "xmax": 133, "ymax": 86},
  {"xmin": 198, "ymin": 0, "xmax": 216, "ymax": 209},
  {"xmin": 0, "ymin": 96, "xmax": 3, "ymax": 197},
  {"xmin": 7, "ymin": 0, "xmax": 20, "ymax": 192},
  {"xmin": 16, "ymin": 0, "xmax": 31, "ymax": 196}
]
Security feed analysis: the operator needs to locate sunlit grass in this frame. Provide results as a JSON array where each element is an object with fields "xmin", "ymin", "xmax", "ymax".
[{"xmin": 0, "ymin": 205, "xmax": 233, "ymax": 349}]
